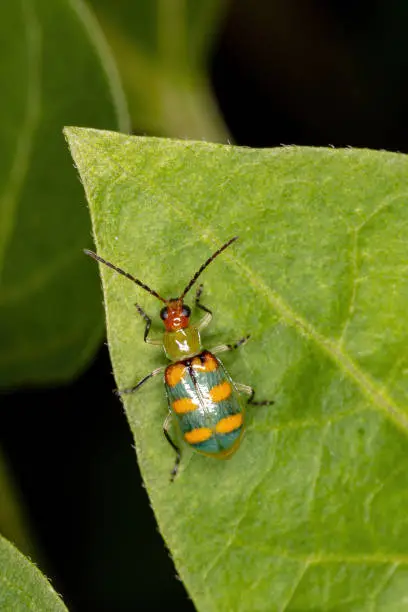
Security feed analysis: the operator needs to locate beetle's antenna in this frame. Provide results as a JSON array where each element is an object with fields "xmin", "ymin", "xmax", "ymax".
[
  {"xmin": 179, "ymin": 236, "xmax": 238, "ymax": 299},
  {"xmin": 84, "ymin": 249, "xmax": 167, "ymax": 303}
]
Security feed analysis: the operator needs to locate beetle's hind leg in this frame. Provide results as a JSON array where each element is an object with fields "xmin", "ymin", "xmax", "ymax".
[
  {"xmin": 234, "ymin": 382, "xmax": 274, "ymax": 407},
  {"xmin": 163, "ymin": 413, "xmax": 181, "ymax": 482}
]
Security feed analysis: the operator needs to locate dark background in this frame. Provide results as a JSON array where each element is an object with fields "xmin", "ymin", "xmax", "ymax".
[{"xmin": 2, "ymin": 1, "xmax": 408, "ymax": 610}]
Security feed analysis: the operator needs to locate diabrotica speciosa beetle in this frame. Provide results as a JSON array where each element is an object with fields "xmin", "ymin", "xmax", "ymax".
[{"xmin": 85, "ymin": 237, "xmax": 273, "ymax": 480}]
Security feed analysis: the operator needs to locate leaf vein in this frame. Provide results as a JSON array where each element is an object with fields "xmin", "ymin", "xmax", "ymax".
[
  {"xmin": 305, "ymin": 422, "xmax": 330, "ymax": 515},
  {"xmin": 370, "ymin": 562, "xmax": 399, "ymax": 610},
  {"xmin": 338, "ymin": 192, "xmax": 408, "ymax": 345},
  {"xmin": 237, "ymin": 545, "xmax": 408, "ymax": 565},
  {"xmin": 279, "ymin": 561, "xmax": 309, "ymax": 612},
  {"xmin": 202, "ymin": 431, "xmax": 279, "ymax": 583}
]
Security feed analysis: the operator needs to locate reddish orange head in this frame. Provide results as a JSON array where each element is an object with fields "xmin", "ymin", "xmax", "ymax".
[{"xmin": 160, "ymin": 300, "xmax": 191, "ymax": 331}]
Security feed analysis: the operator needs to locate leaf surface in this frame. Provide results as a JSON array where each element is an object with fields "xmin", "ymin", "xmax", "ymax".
[
  {"xmin": 0, "ymin": 0, "xmax": 129, "ymax": 386},
  {"xmin": 0, "ymin": 535, "xmax": 67, "ymax": 611},
  {"xmin": 66, "ymin": 126, "xmax": 408, "ymax": 611}
]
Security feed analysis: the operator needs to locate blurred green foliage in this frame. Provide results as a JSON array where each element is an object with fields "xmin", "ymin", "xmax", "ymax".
[
  {"xmin": 0, "ymin": 0, "xmax": 128, "ymax": 388},
  {"xmin": 87, "ymin": 0, "xmax": 229, "ymax": 139}
]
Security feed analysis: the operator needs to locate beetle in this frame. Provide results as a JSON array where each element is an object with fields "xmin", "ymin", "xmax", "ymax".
[{"xmin": 85, "ymin": 237, "xmax": 273, "ymax": 480}]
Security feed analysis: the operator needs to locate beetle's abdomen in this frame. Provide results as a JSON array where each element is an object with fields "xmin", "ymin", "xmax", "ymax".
[{"xmin": 164, "ymin": 351, "xmax": 244, "ymax": 457}]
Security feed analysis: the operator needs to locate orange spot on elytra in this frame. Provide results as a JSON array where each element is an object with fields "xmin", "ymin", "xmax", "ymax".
[
  {"xmin": 184, "ymin": 428, "xmax": 213, "ymax": 444},
  {"xmin": 210, "ymin": 381, "xmax": 232, "ymax": 402},
  {"xmin": 215, "ymin": 413, "xmax": 243, "ymax": 434},
  {"xmin": 192, "ymin": 352, "xmax": 218, "ymax": 372},
  {"xmin": 172, "ymin": 397, "xmax": 199, "ymax": 414},
  {"xmin": 165, "ymin": 363, "xmax": 186, "ymax": 387}
]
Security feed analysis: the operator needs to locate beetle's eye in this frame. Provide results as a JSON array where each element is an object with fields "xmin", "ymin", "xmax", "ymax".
[
  {"xmin": 181, "ymin": 305, "xmax": 191, "ymax": 318},
  {"xmin": 160, "ymin": 307, "xmax": 168, "ymax": 320}
]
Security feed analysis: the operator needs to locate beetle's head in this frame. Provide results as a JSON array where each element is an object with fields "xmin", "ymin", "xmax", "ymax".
[{"xmin": 160, "ymin": 299, "xmax": 191, "ymax": 331}]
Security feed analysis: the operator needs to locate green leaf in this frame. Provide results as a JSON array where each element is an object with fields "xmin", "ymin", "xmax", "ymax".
[
  {"xmin": 65, "ymin": 126, "xmax": 408, "ymax": 610},
  {"xmin": 87, "ymin": 0, "xmax": 229, "ymax": 140},
  {"xmin": 0, "ymin": 0, "xmax": 129, "ymax": 387},
  {"xmin": 0, "ymin": 535, "xmax": 67, "ymax": 611}
]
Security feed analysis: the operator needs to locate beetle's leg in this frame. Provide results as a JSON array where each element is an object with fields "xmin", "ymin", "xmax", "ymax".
[
  {"xmin": 234, "ymin": 382, "xmax": 274, "ymax": 406},
  {"xmin": 115, "ymin": 365, "xmax": 165, "ymax": 396},
  {"xmin": 195, "ymin": 284, "xmax": 213, "ymax": 331},
  {"xmin": 211, "ymin": 339, "xmax": 273, "ymax": 404},
  {"xmin": 163, "ymin": 413, "xmax": 181, "ymax": 482},
  {"xmin": 210, "ymin": 334, "xmax": 250, "ymax": 354},
  {"xmin": 134, "ymin": 302, "xmax": 162, "ymax": 346}
]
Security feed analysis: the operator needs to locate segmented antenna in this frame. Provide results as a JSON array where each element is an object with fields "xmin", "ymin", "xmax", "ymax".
[
  {"xmin": 180, "ymin": 236, "xmax": 238, "ymax": 299},
  {"xmin": 84, "ymin": 249, "xmax": 167, "ymax": 303}
]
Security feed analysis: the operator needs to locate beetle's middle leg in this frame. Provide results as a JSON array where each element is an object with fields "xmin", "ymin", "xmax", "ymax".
[
  {"xmin": 210, "ymin": 334, "xmax": 250, "ymax": 355},
  {"xmin": 234, "ymin": 382, "xmax": 274, "ymax": 407},
  {"xmin": 115, "ymin": 365, "xmax": 165, "ymax": 396}
]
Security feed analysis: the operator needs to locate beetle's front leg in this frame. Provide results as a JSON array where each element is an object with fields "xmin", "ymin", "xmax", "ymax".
[{"xmin": 134, "ymin": 302, "xmax": 162, "ymax": 346}]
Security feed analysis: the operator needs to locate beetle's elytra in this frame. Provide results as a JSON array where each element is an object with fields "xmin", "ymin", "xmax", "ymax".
[{"xmin": 85, "ymin": 237, "xmax": 273, "ymax": 480}]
